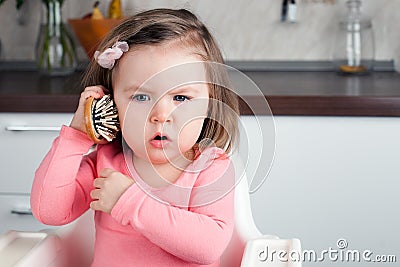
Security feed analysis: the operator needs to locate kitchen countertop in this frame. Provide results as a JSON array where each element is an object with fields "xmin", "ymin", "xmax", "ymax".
[{"xmin": 1, "ymin": 69, "xmax": 400, "ymax": 116}]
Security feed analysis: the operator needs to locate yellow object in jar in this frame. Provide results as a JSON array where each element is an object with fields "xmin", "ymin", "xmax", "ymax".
[
  {"xmin": 339, "ymin": 65, "xmax": 367, "ymax": 74},
  {"xmin": 108, "ymin": 0, "xmax": 123, "ymax": 19},
  {"xmin": 92, "ymin": 1, "xmax": 104, "ymax": 20}
]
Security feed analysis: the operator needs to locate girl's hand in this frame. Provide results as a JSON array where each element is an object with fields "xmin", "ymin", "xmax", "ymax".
[
  {"xmin": 69, "ymin": 85, "xmax": 109, "ymax": 133},
  {"xmin": 90, "ymin": 168, "xmax": 135, "ymax": 214}
]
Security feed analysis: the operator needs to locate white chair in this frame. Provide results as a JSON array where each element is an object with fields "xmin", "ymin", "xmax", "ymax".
[
  {"xmin": 221, "ymin": 155, "xmax": 301, "ymax": 267},
  {"xmin": 0, "ymin": 156, "xmax": 301, "ymax": 267}
]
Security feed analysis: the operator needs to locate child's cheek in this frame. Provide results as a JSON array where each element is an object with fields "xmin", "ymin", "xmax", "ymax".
[
  {"xmin": 178, "ymin": 118, "xmax": 205, "ymax": 152},
  {"xmin": 121, "ymin": 103, "xmax": 148, "ymax": 147}
]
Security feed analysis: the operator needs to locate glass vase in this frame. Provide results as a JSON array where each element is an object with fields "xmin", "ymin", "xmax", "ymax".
[
  {"xmin": 332, "ymin": 0, "xmax": 374, "ymax": 75},
  {"xmin": 35, "ymin": 0, "xmax": 77, "ymax": 75}
]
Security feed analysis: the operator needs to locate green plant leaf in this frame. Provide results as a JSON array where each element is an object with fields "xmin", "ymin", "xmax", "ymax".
[
  {"xmin": 16, "ymin": 0, "xmax": 25, "ymax": 9},
  {"xmin": 0, "ymin": 0, "xmax": 27, "ymax": 10},
  {"xmin": 0, "ymin": 0, "xmax": 64, "ymax": 10}
]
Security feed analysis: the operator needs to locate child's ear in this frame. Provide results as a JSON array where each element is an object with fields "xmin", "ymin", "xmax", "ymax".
[{"xmin": 84, "ymin": 94, "xmax": 120, "ymax": 144}]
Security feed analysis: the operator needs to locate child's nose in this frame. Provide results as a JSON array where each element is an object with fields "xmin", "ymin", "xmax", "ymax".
[{"xmin": 150, "ymin": 101, "xmax": 172, "ymax": 123}]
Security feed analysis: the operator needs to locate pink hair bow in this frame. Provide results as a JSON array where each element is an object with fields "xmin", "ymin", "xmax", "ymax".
[{"xmin": 94, "ymin": 41, "xmax": 129, "ymax": 70}]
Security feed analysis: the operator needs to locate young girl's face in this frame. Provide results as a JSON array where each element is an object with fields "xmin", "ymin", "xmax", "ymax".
[{"xmin": 113, "ymin": 42, "xmax": 209, "ymax": 166}]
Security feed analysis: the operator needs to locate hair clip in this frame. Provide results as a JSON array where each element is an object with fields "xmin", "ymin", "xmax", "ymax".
[{"xmin": 94, "ymin": 41, "xmax": 129, "ymax": 70}]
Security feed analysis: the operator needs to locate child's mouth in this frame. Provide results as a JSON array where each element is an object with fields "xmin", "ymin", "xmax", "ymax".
[
  {"xmin": 154, "ymin": 135, "xmax": 168, "ymax": 141},
  {"xmin": 150, "ymin": 133, "xmax": 170, "ymax": 148}
]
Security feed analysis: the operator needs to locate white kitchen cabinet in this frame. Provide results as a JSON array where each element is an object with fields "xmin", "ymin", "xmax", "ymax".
[
  {"xmin": 243, "ymin": 116, "xmax": 400, "ymax": 266},
  {"xmin": 0, "ymin": 194, "xmax": 51, "ymax": 233},
  {"xmin": 0, "ymin": 113, "xmax": 73, "ymax": 234}
]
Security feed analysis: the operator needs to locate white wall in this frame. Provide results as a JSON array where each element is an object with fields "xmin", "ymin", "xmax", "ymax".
[
  {"xmin": 241, "ymin": 116, "xmax": 400, "ymax": 265},
  {"xmin": 1, "ymin": 0, "xmax": 400, "ymax": 69}
]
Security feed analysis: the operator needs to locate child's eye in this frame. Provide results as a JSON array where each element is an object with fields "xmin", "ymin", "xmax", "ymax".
[
  {"xmin": 173, "ymin": 95, "xmax": 191, "ymax": 102},
  {"xmin": 132, "ymin": 94, "xmax": 150, "ymax": 102}
]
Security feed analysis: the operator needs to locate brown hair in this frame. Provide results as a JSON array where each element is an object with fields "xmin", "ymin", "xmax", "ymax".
[{"xmin": 82, "ymin": 8, "xmax": 239, "ymax": 154}]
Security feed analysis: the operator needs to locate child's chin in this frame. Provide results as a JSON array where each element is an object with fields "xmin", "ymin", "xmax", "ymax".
[
  {"xmin": 145, "ymin": 151, "xmax": 173, "ymax": 164},
  {"xmin": 148, "ymin": 157, "xmax": 170, "ymax": 165},
  {"xmin": 148, "ymin": 153, "xmax": 190, "ymax": 167}
]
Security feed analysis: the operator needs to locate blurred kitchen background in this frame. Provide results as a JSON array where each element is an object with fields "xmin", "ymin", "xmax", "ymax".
[
  {"xmin": 1, "ymin": 1, "xmax": 400, "ymax": 266},
  {"xmin": 0, "ymin": 0, "xmax": 400, "ymax": 70}
]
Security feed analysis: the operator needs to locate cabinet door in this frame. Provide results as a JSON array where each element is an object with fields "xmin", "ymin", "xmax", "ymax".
[
  {"xmin": 0, "ymin": 113, "xmax": 73, "ymax": 194},
  {"xmin": 0, "ymin": 194, "xmax": 56, "ymax": 233}
]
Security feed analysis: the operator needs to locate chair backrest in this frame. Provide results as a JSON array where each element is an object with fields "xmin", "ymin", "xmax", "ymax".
[
  {"xmin": 220, "ymin": 154, "xmax": 264, "ymax": 267},
  {"xmin": 222, "ymin": 155, "xmax": 302, "ymax": 267}
]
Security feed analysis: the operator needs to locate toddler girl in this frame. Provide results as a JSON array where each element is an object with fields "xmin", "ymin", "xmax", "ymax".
[{"xmin": 31, "ymin": 8, "xmax": 239, "ymax": 267}]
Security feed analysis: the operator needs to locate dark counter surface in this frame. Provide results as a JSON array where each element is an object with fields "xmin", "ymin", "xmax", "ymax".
[{"xmin": 1, "ymin": 70, "xmax": 400, "ymax": 116}]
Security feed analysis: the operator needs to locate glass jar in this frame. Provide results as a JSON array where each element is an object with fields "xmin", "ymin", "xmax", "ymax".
[
  {"xmin": 35, "ymin": 0, "xmax": 77, "ymax": 75},
  {"xmin": 332, "ymin": 0, "xmax": 374, "ymax": 74}
]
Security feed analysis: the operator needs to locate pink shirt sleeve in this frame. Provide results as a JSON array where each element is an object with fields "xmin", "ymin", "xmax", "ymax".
[
  {"xmin": 30, "ymin": 125, "xmax": 96, "ymax": 225},
  {"xmin": 111, "ymin": 156, "xmax": 235, "ymax": 265}
]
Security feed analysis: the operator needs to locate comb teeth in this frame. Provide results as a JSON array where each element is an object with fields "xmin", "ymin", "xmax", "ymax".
[{"xmin": 91, "ymin": 95, "xmax": 120, "ymax": 142}]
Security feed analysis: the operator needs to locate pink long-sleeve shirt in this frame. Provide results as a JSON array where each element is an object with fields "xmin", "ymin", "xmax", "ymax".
[{"xmin": 31, "ymin": 126, "xmax": 234, "ymax": 266}]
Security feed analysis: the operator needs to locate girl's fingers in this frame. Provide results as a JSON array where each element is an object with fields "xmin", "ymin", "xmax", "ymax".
[
  {"xmin": 90, "ymin": 200, "xmax": 100, "ymax": 211},
  {"xmin": 81, "ymin": 89, "xmax": 101, "ymax": 100},
  {"xmin": 81, "ymin": 86, "xmax": 109, "ymax": 101},
  {"xmin": 86, "ymin": 85, "xmax": 109, "ymax": 96},
  {"xmin": 99, "ymin": 168, "xmax": 116, "ymax": 178},
  {"xmin": 97, "ymin": 85, "xmax": 110, "ymax": 95},
  {"xmin": 93, "ymin": 177, "xmax": 105, "ymax": 188},
  {"xmin": 90, "ymin": 189, "xmax": 101, "ymax": 200},
  {"xmin": 70, "ymin": 85, "xmax": 110, "ymax": 133}
]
